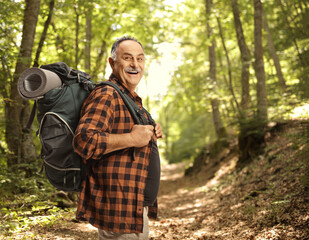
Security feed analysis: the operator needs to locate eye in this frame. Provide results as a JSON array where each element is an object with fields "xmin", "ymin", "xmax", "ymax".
[
  {"xmin": 137, "ymin": 57, "xmax": 144, "ymax": 62},
  {"xmin": 124, "ymin": 56, "xmax": 132, "ymax": 61}
]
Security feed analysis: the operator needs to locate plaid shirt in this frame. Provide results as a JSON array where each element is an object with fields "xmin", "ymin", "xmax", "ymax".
[{"xmin": 73, "ymin": 75, "xmax": 158, "ymax": 233}]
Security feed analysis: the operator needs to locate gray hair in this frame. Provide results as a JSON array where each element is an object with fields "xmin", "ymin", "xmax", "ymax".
[{"xmin": 110, "ymin": 36, "xmax": 144, "ymax": 61}]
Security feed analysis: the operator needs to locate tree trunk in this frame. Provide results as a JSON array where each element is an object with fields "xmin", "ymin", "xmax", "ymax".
[
  {"xmin": 5, "ymin": 0, "xmax": 41, "ymax": 167},
  {"xmin": 74, "ymin": 4, "xmax": 80, "ymax": 69},
  {"xmin": 211, "ymin": 99, "xmax": 227, "ymax": 139},
  {"xmin": 92, "ymin": 29, "xmax": 114, "ymax": 80},
  {"xmin": 92, "ymin": 39, "xmax": 108, "ymax": 80},
  {"xmin": 231, "ymin": 0, "xmax": 251, "ymax": 111},
  {"xmin": 253, "ymin": 0, "xmax": 268, "ymax": 123},
  {"xmin": 85, "ymin": 9, "xmax": 92, "ymax": 72},
  {"xmin": 205, "ymin": 0, "xmax": 227, "ymax": 140},
  {"xmin": 262, "ymin": 6, "xmax": 287, "ymax": 91},
  {"xmin": 237, "ymin": 0, "xmax": 269, "ymax": 168},
  {"xmin": 162, "ymin": 105, "xmax": 170, "ymax": 161},
  {"xmin": 33, "ymin": 0, "xmax": 55, "ymax": 67},
  {"xmin": 216, "ymin": 15, "xmax": 241, "ymax": 117},
  {"xmin": 277, "ymin": 0, "xmax": 307, "ymax": 68}
]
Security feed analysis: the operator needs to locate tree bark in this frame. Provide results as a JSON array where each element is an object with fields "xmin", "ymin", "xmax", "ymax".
[
  {"xmin": 91, "ymin": 29, "xmax": 114, "ymax": 80},
  {"xmin": 85, "ymin": 9, "xmax": 92, "ymax": 72},
  {"xmin": 216, "ymin": 15, "xmax": 241, "ymax": 117},
  {"xmin": 33, "ymin": 0, "xmax": 55, "ymax": 67},
  {"xmin": 92, "ymin": 39, "xmax": 108, "ymax": 80},
  {"xmin": 5, "ymin": 0, "xmax": 41, "ymax": 166},
  {"xmin": 74, "ymin": 4, "xmax": 79, "ymax": 69},
  {"xmin": 262, "ymin": 6, "xmax": 287, "ymax": 91},
  {"xmin": 205, "ymin": 0, "xmax": 227, "ymax": 140},
  {"xmin": 277, "ymin": 0, "xmax": 307, "ymax": 68},
  {"xmin": 231, "ymin": 0, "xmax": 251, "ymax": 111},
  {"xmin": 253, "ymin": 0, "xmax": 268, "ymax": 123}
]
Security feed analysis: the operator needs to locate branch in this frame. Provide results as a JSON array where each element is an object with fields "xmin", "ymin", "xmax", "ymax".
[{"xmin": 33, "ymin": 0, "xmax": 55, "ymax": 67}]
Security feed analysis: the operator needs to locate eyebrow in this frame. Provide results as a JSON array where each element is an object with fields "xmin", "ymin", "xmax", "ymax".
[{"xmin": 123, "ymin": 52, "xmax": 145, "ymax": 57}]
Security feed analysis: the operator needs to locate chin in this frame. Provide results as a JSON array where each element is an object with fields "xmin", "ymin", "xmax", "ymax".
[{"xmin": 127, "ymin": 78, "xmax": 142, "ymax": 90}]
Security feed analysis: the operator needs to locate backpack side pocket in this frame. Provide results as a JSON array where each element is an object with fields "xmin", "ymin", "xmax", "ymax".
[{"xmin": 39, "ymin": 112, "xmax": 84, "ymax": 191}]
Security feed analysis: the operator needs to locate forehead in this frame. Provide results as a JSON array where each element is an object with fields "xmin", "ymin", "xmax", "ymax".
[{"xmin": 117, "ymin": 40, "xmax": 144, "ymax": 55}]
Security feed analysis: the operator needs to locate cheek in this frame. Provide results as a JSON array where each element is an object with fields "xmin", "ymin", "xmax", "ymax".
[{"xmin": 114, "ymin": 63, "xmax": 125, "ymax": 74}]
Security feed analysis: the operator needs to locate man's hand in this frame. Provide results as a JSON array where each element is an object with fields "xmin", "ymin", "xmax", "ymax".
[
  {"xmin": 105, "ymin": 124, "xmax": 163, "ymax": 154},
  {"xmin": 155, "ymin": 123, "xmax": 163, "ymax": 139},
  {"xmin": 130, "ymin": 125, "xmax": 154, "ymax": 147}
]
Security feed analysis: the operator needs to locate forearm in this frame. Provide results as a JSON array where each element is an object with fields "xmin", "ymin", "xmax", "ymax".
[
  {"xmin": 104, "ymin": 124, "xmax": 155, "ymax": 154},
  {"xmin": 74, "ymin": 125, "xmax": 154, "ymax": 160},
  {"xmin": 105, "ymin": 133, "xmax": 135, "ymax": 154}
]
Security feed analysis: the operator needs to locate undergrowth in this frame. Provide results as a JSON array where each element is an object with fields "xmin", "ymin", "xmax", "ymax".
[
  {"xmin": 232, "ymin": 121, "xmax": 308, "ymax": 234},
  {"xmin": 0, "ymin": 162, "xmax": 75, "ymax": 239}
]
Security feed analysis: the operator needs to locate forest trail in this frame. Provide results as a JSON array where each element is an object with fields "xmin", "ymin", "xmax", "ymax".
[
  {"xmin": 148, "ymin": 121, "xmax": 309, "ymax": 240},
  {"xmin": 6, "ymin": 121, "xmax": 309, "ymax": 240}
]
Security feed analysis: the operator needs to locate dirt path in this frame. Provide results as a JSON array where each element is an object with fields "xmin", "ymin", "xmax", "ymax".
[
  {"xmin": 7, "ymin": 122, "xmax": 308, "ymax": 240},
  {"xmin": 149, "ymin": 161, "xmax": 236, "ymax": 240},
  {"xmin": 147, "ymin": 123, "xmax": 309, "ymax": 240},
  {"xmin": 34, "ymin": 152, "xmax": 308, "ymax": 240}
]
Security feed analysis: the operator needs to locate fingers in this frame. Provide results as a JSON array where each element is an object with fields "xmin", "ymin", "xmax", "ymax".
[
  {"xmin": 155, "ymin": 123, "xmax": 163, "ymax": 139},
  {"xmin": 146, "ymin": 125, "xmax": 154, "ymax": 131},
  {"xmin": 130, "ymin": 124, "xmax": 163, "ymax": 148},
  {"xmin": 130, "ymin": 125, "xmax": 154, "ymax": 147}
]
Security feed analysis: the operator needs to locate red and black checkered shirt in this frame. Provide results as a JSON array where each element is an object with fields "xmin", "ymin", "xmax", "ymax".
[{"xmin": 73, "ymin": 75, "xmax": 158, "ymax": 233}]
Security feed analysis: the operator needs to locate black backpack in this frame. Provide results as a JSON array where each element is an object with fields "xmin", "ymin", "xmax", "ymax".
[{"xmin": 26, "ymin": 62, "xmax": 154, "ymax": 192}]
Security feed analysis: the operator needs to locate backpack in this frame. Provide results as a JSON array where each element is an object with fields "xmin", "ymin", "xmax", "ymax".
[{"xmin": 24, "ymin": 62, "xmax": 154, "ymax": 192}]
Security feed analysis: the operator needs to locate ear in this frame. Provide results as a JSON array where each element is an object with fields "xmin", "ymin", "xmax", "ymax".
[{"xmin": 108, "ymin": 57, "xmax": 115, "ymax": 69}]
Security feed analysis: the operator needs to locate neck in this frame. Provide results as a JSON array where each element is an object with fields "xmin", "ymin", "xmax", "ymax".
[{"xmin": 110, "ymin": 74, "xmax": 136, "ymax": 92}]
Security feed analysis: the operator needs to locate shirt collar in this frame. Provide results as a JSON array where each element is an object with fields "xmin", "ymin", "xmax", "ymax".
[{"xmin": 108, "ymin": 74, "xmax": 142, "ymax": 104}]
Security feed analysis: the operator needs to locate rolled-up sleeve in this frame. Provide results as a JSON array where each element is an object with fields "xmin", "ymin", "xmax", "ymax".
[{"xmin": 73, "ymin": 87, "xmax": 114, "ymax": 161}]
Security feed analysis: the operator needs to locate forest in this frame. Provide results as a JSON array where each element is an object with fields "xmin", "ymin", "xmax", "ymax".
[{"xmin": 0, "ymin": 0, "xmax": 308, "ymax": 239}]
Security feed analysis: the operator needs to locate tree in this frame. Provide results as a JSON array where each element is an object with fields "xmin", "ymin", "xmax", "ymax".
[
  {"xmin": 85, "ymin": 2, "xmax": 92, "ymax": 72},
  {"xmin": 237, "ymin": 0, "xmax": 269, "ymax": 167},
  {"xmin": 216, "ymin": 15, "xmax": 241, "ymax": 117},
  {"xmin": 253, "ymin": 0, "xmax": 268, "ymax": 123},
  {"xmin": 5, "ymin": 0, "xmax": 41, "ymax": 167},
  {"xmin": 33, "ymin": 0, "xmax": 55, "ymax": 68},
  {"xmin": 231, "ymin": 0, "xmax": 251, "ymax": 112},
  {"xmin": 262, "ymin": 5, "xmax": 287, "ymax": 91},
  {"xmin": 205, "ymin": 0, "xmax": 227, "ymax": 140}
]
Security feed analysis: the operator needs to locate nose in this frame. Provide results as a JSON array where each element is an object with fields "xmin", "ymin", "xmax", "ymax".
[{"xmin": 130, "ymin": 58, "xmax": 138, "ymax": 67}]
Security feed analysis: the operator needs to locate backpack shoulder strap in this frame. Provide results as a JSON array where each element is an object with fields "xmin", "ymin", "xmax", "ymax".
[
  {"xmin": 96, "ymin": 81, "xmax": 142, "ymax": 125},
  {"xmin": 120, "ymin": 93, "xmax": 150, "ymax": 126},
  {"xmin": 96, "ymin": 81, "xmax": 155, "ymax": 161},
  {"xmin": 24, "ymin": 101, "xmax": 37, "ymax": 132}
]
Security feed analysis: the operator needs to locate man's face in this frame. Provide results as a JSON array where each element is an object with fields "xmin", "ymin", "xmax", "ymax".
[{"xmin": 109, "ymin": 40, "xmax": 145, "ymax": 92}]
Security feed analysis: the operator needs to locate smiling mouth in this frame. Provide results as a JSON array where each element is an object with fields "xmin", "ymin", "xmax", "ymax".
[
  {"xmin": 127, "ymin": 71, "xmax": 139, "ymax": 74},
  {"xmin": 125, "ymin": 68, "xmax": 141, "ymax": 75}
]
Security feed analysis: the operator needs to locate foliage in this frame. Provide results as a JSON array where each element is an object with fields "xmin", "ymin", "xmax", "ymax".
[
  {"xmin": 33, "ymin": 0, "xmax": 166, "ymax": 78},
  {"xmin": 0, "ymin": 198, "xmax": 74, "ymax": 238},
  {"xmin": 0, "ymin": 162, "xmax": 73, "ymax": 238},
  {"xmin": 0, "ymin": 1, "xmax": 308, "ymax": 237},
  {"xmin": 0, "ymin": 0, "xmax": 170, "ymax": 167},
  {"xmin": 1, "ymin": 0, "xmax": 308, "ymax": 165},
  {"xmin": 157, "ymin": 0, "xmax": 309, "ymax": 163},
  {"xmin": 150, "ymin": 121, "xmax": 308, "ymax": 239},
  {"xmin": 0, "ymin": 0, "xmax": 23, "ymax": 95}
]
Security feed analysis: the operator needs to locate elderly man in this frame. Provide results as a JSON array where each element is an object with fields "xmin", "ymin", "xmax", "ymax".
[{"xmin": 73, "ymin": 36, "xmax": 163, "ymax": 239}]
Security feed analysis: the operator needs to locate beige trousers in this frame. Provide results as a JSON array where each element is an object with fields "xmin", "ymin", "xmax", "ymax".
[{"xmin": 98, "ymin": 207, "xmax": 149, "ymax": 240}]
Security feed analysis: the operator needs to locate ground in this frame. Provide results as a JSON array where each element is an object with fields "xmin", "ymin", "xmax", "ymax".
[{"xmin": 1, "ymin": 121, "xmax": 308, "ymax": 239}]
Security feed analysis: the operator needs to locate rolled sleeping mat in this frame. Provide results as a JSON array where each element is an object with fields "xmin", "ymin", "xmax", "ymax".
[{"xmin": 17, "ymin": 67, "xmax": 62, "ymax": 100}]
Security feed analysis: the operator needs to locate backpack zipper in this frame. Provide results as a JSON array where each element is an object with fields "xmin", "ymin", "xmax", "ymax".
[
  {"xmin": 43, "ymin": 159, "xmax": 81, "ymax": 171},
  {"xmin": 38, "ymin": 111, "xmax": 75, "ymax": 136}
]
